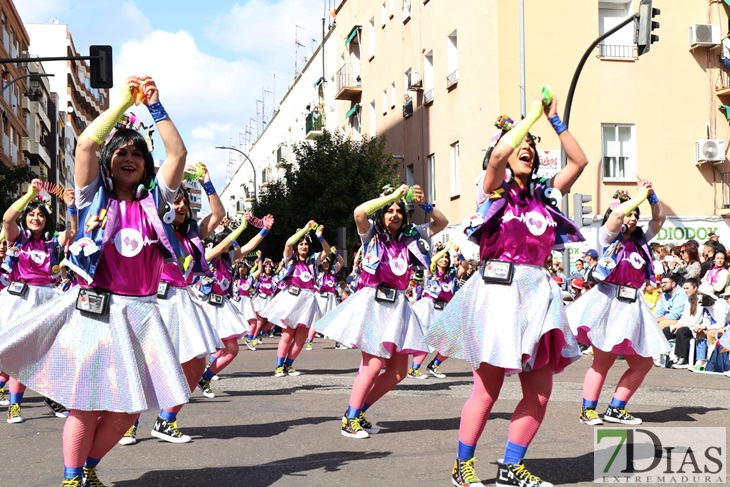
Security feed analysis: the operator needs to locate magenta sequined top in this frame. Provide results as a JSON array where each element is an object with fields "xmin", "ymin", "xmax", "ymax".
[
  {"xmin": 359, "ymin": 224, "xmax": 417, "ymax": 291},
  {"xmin": 257, "ymin": 274, "xmax": 276, "ymax": 296},
  {"xmin": 210, "ymin": 258, "xmax": 233, "ymax": 296},
  {"xmin": 317, "ymin": 271, "xmax": 338, "ymax": 294},
  {"xmin": 160, "ymin": 233, "xmax": 196, "ymax": 287},
  {"xmin": 480, "ymin": 186, "xmax": 556, "ymax": 266},
  {"xmin": 603, "ymin": 239, "xmax": 650, "ymax": 289},
  {"xmin": 8, "ymin": 237, "xmax": 57, "ymax": 286},
  {"xmin": 87, "ymin": 200, "xmax": 164, "ymax": 296},
  {"xmin": 287, "ymin": 258, "xmax": 317, "ymax": 290},
  {"xmin": 236, "ymin": 275, "xmax": 255, "ymax": 297}
]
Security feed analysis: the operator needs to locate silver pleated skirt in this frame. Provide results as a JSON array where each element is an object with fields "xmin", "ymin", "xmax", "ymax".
[
  {"xmin": 261, "ymin": 287, "xmax": 322, "ymax": 329},
  {"xmin": 313, "ymin": 286, "xmax": 428, "ymax": 358},
  {"xmin": 234, "ymin": 295, "xmax": 257, "ymax": 323},
  {"xmin": 0, "ymin": 289, "xmax": 190, "ymax": 413},
  {"xmin": 0, "ymin": 283, "xmax": 59, "ymax": 328},
  {"xmin": 158, "ymin": 286, "xmax": 223, "ymax": 363},
  {"xmin": 251, "ymin": 293, "xmax": 272, "ymax": 316},
  {"xmin": 411, "ymin": 297, "xmax": 443, "ymax": 353},
  {"xmin": 192, "ymin": 293, "xmax": 248, "ymax": 340},
  {"xmin": 566, "ymin": 282, "xmax": 671, "ymax": 357},
  {"xmin": 314, "ymin": 291, "xmax": 338, "ymax": 316},
  {"xmin": 425, "ymin": 265, "xmax": 581, "ymax": 374}
]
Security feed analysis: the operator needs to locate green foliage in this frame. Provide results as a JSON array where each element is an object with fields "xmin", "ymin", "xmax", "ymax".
[
  {"xmin": 0, "ymin": 163, "xmax": 35, "ymax": 213},
  {"xmin": 251, "ymin": 130, "xmax": 399, "ymax": 261}
]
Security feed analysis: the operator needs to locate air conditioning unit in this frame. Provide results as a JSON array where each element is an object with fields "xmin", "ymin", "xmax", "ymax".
[
  {"xmin": 695, "ymin": 139, "xmax": 726, "ymax": 164},
  {"xmin": 408, "ymin": 70, "xmax": 422, "ymax": 90},
  {"xmin": 689, "ymin": 24, "xmax": 720, "ymax": 48}
]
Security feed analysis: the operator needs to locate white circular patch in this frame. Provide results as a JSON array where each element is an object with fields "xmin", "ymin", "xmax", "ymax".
[
  {"xmin": 219, "ymin": 277, "xmax": 230, "ymax": 291},
  {"xmin": 524, "ymin": 211, "xmax": 548, "ymax": 236},
  {"xmin": 241, "ymin": 281, "xmax": 251, "ymax": 291},
  {"xmin": 441, "ymin": 281, "xmax": 453, "ymax": 293},
  {"xmin": 628, "ymin": 252, "xmax": 645, "ymax": 270},
  {"xmin": 298, "ymin": 270, "xmax": 313, "ymax": 283},
  {"xmin": 390, "ymin": 257, "xmax": 408, "ymax": 276},
  {"xmin": 114, "ymin": 228, "xmax": 143, "ymax": 258},
  {"xmin": 29, "ymin": 249, "xmax": 47, "ymax": 265}
]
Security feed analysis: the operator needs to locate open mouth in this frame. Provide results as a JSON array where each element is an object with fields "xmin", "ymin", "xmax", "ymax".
[
  {"xmin": 121, "ymin": 165, "xmax": 137, "ymax": 174},
  {"xmin": 518, "ymin": 150, "xmax": 532, "ymax": 166}
]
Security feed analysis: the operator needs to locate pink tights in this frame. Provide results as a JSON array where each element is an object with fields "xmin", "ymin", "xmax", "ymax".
[
  {"xmin": 348, "ymin": 352, "xmax": 408, "ymax": 410},
  {"xmin": 458, "ymin": 363, "xmax": 553, "ymax": 448},
  {"xmin": 208, "ymin": 338, "xmax": 239, "ymax": 375},
  {"xmin": 8, "ymin": 377, "xmax": 25, "ymax": 396},
  {"xmin": 277, "ymin": 326, "xmax": 309, "ymax": 361},
  {"xmin": 0, "ymin": 371, "xmax": 9, "ymax": 384},
  {"xmin": 582, "ymin": 348, "xmax": 654, "ymax": 403},
  {"xmin": 63, "ymin": 410, "xmax": 138, "ymax": 468},
  {"xmin": 164, "ymin": 357, "xmax": 206, "ymax": 415}
]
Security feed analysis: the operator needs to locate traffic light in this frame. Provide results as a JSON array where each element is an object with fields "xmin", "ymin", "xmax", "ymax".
[
  {"xmin": 89, "ymin": 45, "xmax": 113, "ymax": 89},
  {"xmin": 636, "ymin": 0, "xmax": 660, "ymax": 56},
  {"xmin": 573, "ymin": 193, "xmax": 593, "ymax": 229}
]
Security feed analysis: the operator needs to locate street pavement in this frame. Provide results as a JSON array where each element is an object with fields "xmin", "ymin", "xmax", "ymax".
[{"xmin": 3, "ymin": 337, "xmax": 729, "ymax": 487}]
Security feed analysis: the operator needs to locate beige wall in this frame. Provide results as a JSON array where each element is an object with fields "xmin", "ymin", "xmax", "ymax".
[{"xmin": 335, "ymin": 0, "xmax": 730, "ymax": 225}]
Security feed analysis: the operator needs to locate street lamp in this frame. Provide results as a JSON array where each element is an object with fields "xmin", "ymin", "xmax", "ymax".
[{"xmin": 215, "ymin": 146, "xmax": 257, "ymax": 202}]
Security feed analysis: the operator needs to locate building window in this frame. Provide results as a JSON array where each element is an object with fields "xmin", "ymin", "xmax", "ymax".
[
  {"xmin": 403, "ymin": 0, "xmax": 412, "ymax": 22},
  {"xmin": 390, "ymin": 82, "xmax": 396, "ymax": 109},
  {"xmin": 450, "ymin": 141, "xmax": 460, "ymax": 197},
  {"xmin": 381, "ymin": 2, "xmax": 387, "ymax": 26},
  {"xmin": 602, "ymin": 123, "xmax": 636, "ymax": 181},
  {"xmin": 368, "ymin": 18, "xmax": 376, "ymax": 60},
  {"xmin": 382, "ymin": 89, "xmax": 388, "ymax": 115},
  {"xmin": 427, "ymin": 153, "xmax": 436, "ymax": 202},
  {"xmin": 447, "ymin": 30, "xmax": 458, "ymax": 89},
  {"xmin": 406, "ymin": 163, "xmax": 415, "ymax": 187},
  {"xmin": 598, "ymin": 1, "xmax": 635, "ymax": 59},
  {"xmin": 423, "ymin": 51, "xmax": 434, "ymax": 104},
  {"xmin": 369, "ymin": 100, "xmax": 376, "ymax": 136}
]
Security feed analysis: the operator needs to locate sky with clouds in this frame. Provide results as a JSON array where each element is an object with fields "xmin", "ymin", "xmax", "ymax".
[{"xmin": 16, "ymin": 0, "xmax": 336, "ymax": 199}]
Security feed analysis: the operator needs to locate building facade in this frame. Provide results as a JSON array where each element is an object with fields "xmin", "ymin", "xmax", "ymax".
[
  {"xmin": 332, "ymin": 0, "xmax": 730, "ymax": 254},
  {"xmin": 0, "ymin": 0, "xmax": 29, "ymax": 168}
]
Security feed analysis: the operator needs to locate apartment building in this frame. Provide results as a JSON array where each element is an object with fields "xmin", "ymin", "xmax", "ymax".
[
  {"xmin": 332, "ymin": 0, "xmax": 730, "ymax": 250},
  {"xmin": 0, "ymin": 0, "xmax": 29, "ymax": 168}
]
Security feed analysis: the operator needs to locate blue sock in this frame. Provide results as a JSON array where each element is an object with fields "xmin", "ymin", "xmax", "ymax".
[
  {"xmin": 306, "ymin": 339, "xmax": 312, "ymax": 344},
  {"xmin": 276, "ymin": 356, "xmax": 285, "ymax": 367},
  {"xmin": 9, "ymin": 392, "xmax": 23, "ymax": 404},
  {"xmin": 411, "ymin": 362, "xmax": 420, "ymax": 370},
  {"xmin": 284, "ymin": 358, "xmax": 294, "ymax": 366},
  {"xmin": 433, "ymin": 358, "xmax": 442, "ymax": 366},
  {"xmin": 160, "ymin": 410, "xmax": 177, "ymax": 422},
  {"xmin": 503, "ymin": 440, "xmax": 528, "ymax": 465},
  {"xmin": 247, "ymin": 334, "xmax": 255, "ymax": 340},
  {"xmin": 583, "ymin": 398, "xmax": 598, "ymax": 409},
  {"xmin": 84, "ymin": 457, "xmax": 101, "ymax": 468},
  {"xmin": 345, "ymin": 405, "xmax": 359, "ymax": 419},
  {"xmin": 202, "ymin": 369, "xmax": 215, "ymax": 381},
  {"xmin": 457, "ymin": 441, "xmax": 477, "ymax": 461},
  {"xmin": 0, "ymin": 380, "xmax": 6, "ymax": 388},
  {"xmin": 361, "ymin": 403, "xmax": 371, "ymax": 412},
  {"xmin": 64, "ymin": 466, "xmax": 84, "ymax": 480},
  {"xmin": 208, "ymin": 356, "xmax": 216, "ymax": 366},
  {"xmin": 133, "ymin": 418, "xmax": 139, "ymax": 427},
  {"xmin": 609, "ymin": 397, "xmax": 627, "ymax": 408}
]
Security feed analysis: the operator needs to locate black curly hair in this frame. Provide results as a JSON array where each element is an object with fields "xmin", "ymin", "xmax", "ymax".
[
  {"xmin": 20, "ymin": 200, "xmax": 54, "ymax": 239},
  {"xmin": 99, "ymin": 128, "xmax": 156, "ymax": 190}
]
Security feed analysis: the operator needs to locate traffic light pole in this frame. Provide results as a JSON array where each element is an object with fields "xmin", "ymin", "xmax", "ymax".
[{"xmin": 559, "ymin": 13, "xmax": 638, "ymax": 274}]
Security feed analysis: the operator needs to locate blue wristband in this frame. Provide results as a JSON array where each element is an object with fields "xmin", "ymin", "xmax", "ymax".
[
  {"xmin": 549, "ymin": 115, "xmax": 568, "ymax": 135},
  {"xmin": 202, "ymin": 181, "xmax": 216, "ymax": 196},
  {"xmin": 648, "ymin": 193, "xmax": 659, "ymax": 205},
  {"xmin": 419, "ymin": 202, "xmax": 434, "ymax": 214},
  {"xmin": 67, "ymin": 205, "xmax": 78, "ymax": 216},
  {"xmin": 317, "ymin": 236, "xmax": 325, "ymax": 242},
  {"xmin": 231, "ymin": 239, "xmax": 240, "ymax": 249},
  {"xmin": 148, "ymin": 101, "xmax": 169, "ymax": 123},
  {"xmin": 259, "ymin": 229, "xmax": 269, "ymax": 237}
]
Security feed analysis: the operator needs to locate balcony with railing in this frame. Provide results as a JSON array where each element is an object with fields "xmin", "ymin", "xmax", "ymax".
[
  {"xmin": 424, "ymin": 89, "xmax": 434, "ymax": 105},
  {"xmin": 305, "ymin": 109, "xmax": 324, "ymax": 140},
  {"xmin": 335, "ymin": 63, "xmax": 363, "ymax": 101},
  {"xmin": 446, "ymin": 69, "xmax": 459, "ymax": 90},
  {"xmin": 598, "ymin": 44, "xmax": 636, "ymax": 60}
]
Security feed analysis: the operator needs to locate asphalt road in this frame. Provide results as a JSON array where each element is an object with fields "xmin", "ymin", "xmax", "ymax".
[{"xmin": 3, "ymin": 337, "xmax": 728, "ymax": 487}]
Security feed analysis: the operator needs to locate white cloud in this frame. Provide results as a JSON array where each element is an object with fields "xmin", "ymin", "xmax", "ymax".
[{"xmin": 191, "ymin": 123, "xmax": 235, "ymax": 141}]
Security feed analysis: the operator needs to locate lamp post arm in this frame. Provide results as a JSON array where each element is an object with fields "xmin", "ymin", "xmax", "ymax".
[
  {"xmin": 2, "ymin": 72, "xmax": 54, "ymax": 94},
  {"xmin": 215, "ymin": 146, "xmax": 258, "ymax": 202}
]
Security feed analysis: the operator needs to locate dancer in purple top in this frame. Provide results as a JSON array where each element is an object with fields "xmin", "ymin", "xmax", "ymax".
[
  {"xmin": 305, "ymin": 249, "xmax": 344, "ymax": 350},
  {"xmin": 237, "ymin": 258, "xmax": 262, "ymax": 350},
  {"xmin": 250, "ymin": 256, "xmax": 278, "ymax": 339},
  {"xmin": 568, "ymin": 182, "xmax": 669, "ymax": 427},
  {"xmin": 0, "ymin": 181, "xmax": 77, "ymax": 423},
  {"xmin": 196, "ymin": 214, "xmax": 274, "ymax": 398},
  {"xmin": 264, "ymin": 222, "xmax": 331, "ymax": 376},
  {"xmin": 0, "ymin": 75, "xmax": 192, "ymax": 487},
  {"xmin": 314, "ymin": 183, "xmax": 448, "ymax": 439},
  {"xmin": 426, "ymin": 88, "xmax": 587, "ymax": 487}
]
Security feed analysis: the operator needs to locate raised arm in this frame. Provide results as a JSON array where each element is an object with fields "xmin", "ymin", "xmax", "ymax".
[
  {"xmin": 353, "ymin": 184, "xmax": 408, "ymax": 235},
  {"xmin": 58, "ymin": 188, "xmax": 77, "ymax": 247},
  {"xmin": 412, "ymin": 184, "xmax": 448, "ymax": 236},
  {"xmin": 76, "ymin": 77, "xmax": 137, "ymax": 187},
  {"xmin": 140, "ymin": 76, "xmax": 187, "ymax": 190},
  {"xmin": 2, "ymin": 179, "xmax": 40, "ymax": 243},
  {"xmin": 192, "ymin": 163, "xmax": 225, "ymax": 240},
  {"xmin": 315, "ymin": 225, "xmax": 331, "ymax": 261},
  {"xmin": 603, "ymin": 181, "xmax": 651, "ymax": 235},
  {"xmin": 285, "ymin": 220, "xmax": 317, "ymax": 260},
  {"xmin": 235, "ymin": 215, "xmax": 274, "ymax": 260},
  {"xmin": 644, "ymin": 180, "xmax": 665, "ymax": 237},
  {"xmin": 251, "ymin": 252, "xmax": 263, "ymax": 280}
]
